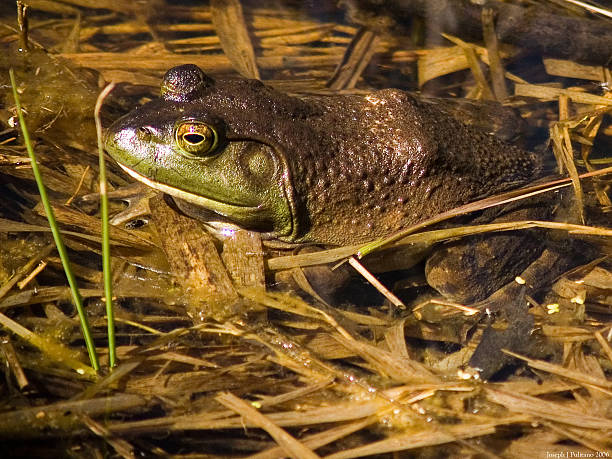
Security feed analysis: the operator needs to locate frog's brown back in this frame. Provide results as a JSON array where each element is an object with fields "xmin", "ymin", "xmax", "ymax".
[{"xmin": 289, "ymin": 89, "xmax": 542, "ymax": 245}]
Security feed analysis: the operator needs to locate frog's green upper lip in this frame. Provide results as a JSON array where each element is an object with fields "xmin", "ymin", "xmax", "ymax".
[{"xmin": 117, "ymin": 163, "xmax": 261, "ymax": 215}]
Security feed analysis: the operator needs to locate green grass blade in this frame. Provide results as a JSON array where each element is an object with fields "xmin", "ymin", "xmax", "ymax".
[
  {"xmin": 95, "ymin": 82, "xmax": 117, "ymax": 368},
  {"xmin": 9, "ymin": 68, "xmax": 99, "ymax": 372}
]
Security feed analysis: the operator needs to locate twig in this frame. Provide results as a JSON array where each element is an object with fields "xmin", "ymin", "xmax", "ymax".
[{"xmin": 216, "ymin": 392, "xmax": 321, "ymax": 459}]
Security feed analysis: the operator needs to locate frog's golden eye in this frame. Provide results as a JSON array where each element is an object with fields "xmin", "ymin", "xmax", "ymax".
[{"xmin": 175, "ymin": 121, "xmax": 218, "ymax": 156}]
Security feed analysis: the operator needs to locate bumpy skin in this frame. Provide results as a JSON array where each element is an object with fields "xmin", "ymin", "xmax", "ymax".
[
  {"xmin": 288, "ymin": 91, "xmax": 539, "ymax": 245},
  {"xmin": 105, "ymin": 64, "xmax": 541, "ymax": 248}
]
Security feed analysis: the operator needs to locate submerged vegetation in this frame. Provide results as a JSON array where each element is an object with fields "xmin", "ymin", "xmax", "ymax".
[{"xmin": 0, "ymin": 0, "xmax": 611, "ymax": 457}]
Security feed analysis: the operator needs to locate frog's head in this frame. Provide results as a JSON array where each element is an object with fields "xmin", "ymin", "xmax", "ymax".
[{"xmin": 105, "ymin": 64, "xmax": 297, "ymax": 240}]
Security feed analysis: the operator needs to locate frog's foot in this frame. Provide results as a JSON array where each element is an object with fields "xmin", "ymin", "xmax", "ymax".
[
  {"xmin": 464, "ymin": 245, "xmax": 593, "ymax": 380},
  {"xmin": 78, "ymin": 182, "xmax": 155, "ymax": 226},
  {"xmin": 467, "ymin": 288, "xmax": 535, "ymax": 380}
]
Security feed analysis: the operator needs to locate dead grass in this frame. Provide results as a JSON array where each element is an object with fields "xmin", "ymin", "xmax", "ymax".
[{"xmin": 0, "ymin": 0, "xmax": 611, "ymax": 457}]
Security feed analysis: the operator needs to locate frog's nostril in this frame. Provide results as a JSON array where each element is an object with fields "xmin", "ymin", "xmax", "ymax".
[{"xmin": 136, "ymin": 126, "xmax": 153, "ymax": 141}]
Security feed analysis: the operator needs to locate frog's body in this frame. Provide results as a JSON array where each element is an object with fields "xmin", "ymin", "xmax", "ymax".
[
  {"xmin": 105, "ymin": 64, "xmax": 545, "ymax": 302},
  {"xmin": 106, "ymin": 65, "xmax": 541, "ymax": 246}
]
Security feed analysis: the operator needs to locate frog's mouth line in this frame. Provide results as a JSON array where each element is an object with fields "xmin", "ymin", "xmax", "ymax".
[{"xmin": 118, "ymin": 163, "xmax": 261, "ymax": 218}]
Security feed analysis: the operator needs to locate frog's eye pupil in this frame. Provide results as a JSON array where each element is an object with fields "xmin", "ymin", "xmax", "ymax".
[
  {"xmin": 183, "ymin": 133, "xmax": 205, "ymax": 145},
  {"xmin": 175, "ymin": 121, "xmax": 218, "ymax": 156}
]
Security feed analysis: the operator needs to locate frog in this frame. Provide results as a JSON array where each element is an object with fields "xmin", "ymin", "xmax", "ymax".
[{"xmin": 104, "ymin": 64, "xmax": 549, "ymax": 304}]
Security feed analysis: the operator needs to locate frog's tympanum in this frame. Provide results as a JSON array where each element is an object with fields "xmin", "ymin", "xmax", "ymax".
[{"xmin": 105, "ymin": 64, "xmax": 546, "ymax": 303}]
